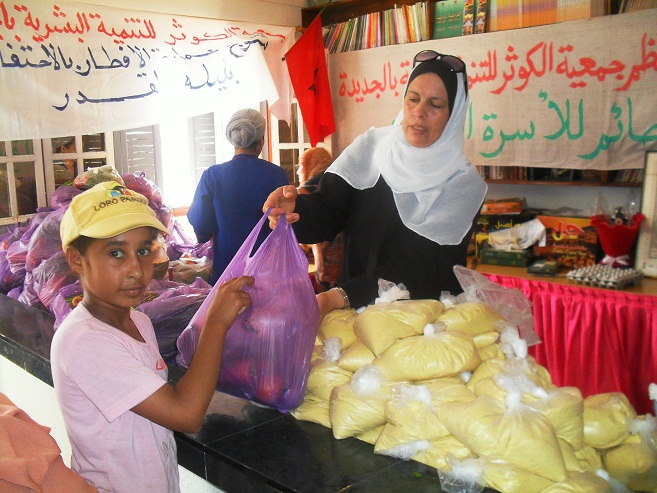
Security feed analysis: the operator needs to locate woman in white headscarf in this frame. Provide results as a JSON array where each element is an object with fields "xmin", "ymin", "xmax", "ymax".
[{"xmin": 264, "ymin": 50, "xmax": 487, "ymax": 317}]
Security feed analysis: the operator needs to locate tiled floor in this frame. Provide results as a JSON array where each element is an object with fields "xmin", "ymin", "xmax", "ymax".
[{"xmin": 179, "ymin": 466, "xmax": 226, "ymax": 493}]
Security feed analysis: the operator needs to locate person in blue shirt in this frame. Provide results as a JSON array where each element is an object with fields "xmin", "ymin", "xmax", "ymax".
[{"xmin": 188, "ymin": 109, "xmax": 289, "ymax": 284}]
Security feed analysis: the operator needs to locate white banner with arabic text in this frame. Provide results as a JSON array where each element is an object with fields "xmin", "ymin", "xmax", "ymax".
[
  {"xmin": 0, "ymin": 0, "xmax": 294, "ymax": 140},
  {"xmin": 329, "ymin": 10, "xmax": 657, "ymax": 170}
]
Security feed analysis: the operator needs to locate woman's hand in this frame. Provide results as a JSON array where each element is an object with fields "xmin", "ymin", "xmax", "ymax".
[
  {"xmin": 263, "ymin": 185, "xmax": 300, "ymax": 230},
  {"xmin": 316, "ymin": 288, "xmax": 347, "ymax": 321}
]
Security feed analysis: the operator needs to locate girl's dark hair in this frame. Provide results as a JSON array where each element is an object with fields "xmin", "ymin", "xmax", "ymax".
[{"xmin": 68, "ymin": 235, "xmax": 94, "ymax": 255}]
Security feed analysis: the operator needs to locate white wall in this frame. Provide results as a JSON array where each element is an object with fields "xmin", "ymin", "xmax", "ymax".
[{"xmin": 0, "ymin": 356, "xmax": 72, "ymax": 465}]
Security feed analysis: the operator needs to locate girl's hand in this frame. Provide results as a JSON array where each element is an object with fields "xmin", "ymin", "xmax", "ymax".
[
  {"xmin": 205, "ymin": 276, "xmax": 254, "ymax": 332},
  {"xmin": 263, "ymin": 185, "xmax": 300, "ymax": 230}
]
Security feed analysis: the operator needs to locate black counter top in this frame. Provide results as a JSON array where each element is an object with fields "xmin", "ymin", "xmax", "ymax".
[{"xmin": 0, "ymin": 294, "xmax": 498, "ymax": 493}]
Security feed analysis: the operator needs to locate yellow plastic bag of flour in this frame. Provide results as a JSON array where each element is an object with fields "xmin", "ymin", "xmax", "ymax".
[
  {"xmin": 317, "ymin": 309, "xmax": 358, "ymax": 349},
  {"xmin": 438, "ymin": 393, "xmax": 567, "ymax": 482},
  {"xmin": 354, "ymin": 299, "xmax": 444, "ymax": 356},
  {"xmin": 477, "ymin": 343, "xmax": 506, "ymax": 361},
  {"xmin": 372, "ymin": 328, "xmax": 481, "ymax": 382},
  {"xmin": 435, "ymin": 301, "xmax": 505, "ymax": 337},
  {"xmin": 540, "ymin": 472, "xmax": 612, "ymax": 492},
  {"xmin": 413, "ymin": 435, "xmax": 476, "ymax": 470},
  {"xmin": 374, "ymin": 384, "xmax": 451, "ymax": 457},
  {"xmin": 528, "ymin": 387, "xmax": 584, "ymax": 451},
  {"xmin": 422, "ymin": 378, "xmax": 477, "ymax": 409},
  {"xmin": 573, "ymin": 445, "xmax": 602, "ymax": 471},
  {"xmin": 329, "ymin": 366, "xmax": 393, "ymax": 439},
  {"xmin": 582, "ymin": 392, "xmax": 636, "ymax": 449},
  {"xmin": 603, "ymin": 416, "xmax": 657, "ymax": 493},
  {"xmin": 337, "ymin": 337, "xmax": 375, "ymax": 372},
  {"xmin": 472, "ymin": 331, "xmax": 500, "ymax": 348},
  {"xmin": 484, "ymin": 458, "xmax": 555, "ymax": 493},
  {"xmin": 291, "ymin": 393, "xmax": 330, "ymax": 428},
  {"xmin": 355, "ymin": 425, "xmax": 384, "ymax": 445},
  {"xmin": 306, "ymin": 358, "xmax": 353, "ymax": 401}
]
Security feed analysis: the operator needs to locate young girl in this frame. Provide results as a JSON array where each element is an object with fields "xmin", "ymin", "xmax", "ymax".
[{"xmin": 52, "ymin": 181, "xmax": 253, "ymax": 492}]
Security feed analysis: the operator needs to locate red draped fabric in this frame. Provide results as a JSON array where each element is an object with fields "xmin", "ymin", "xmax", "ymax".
[{"xmin": 484, "ymin": 274, "xmax": 657, "ymax": 415}]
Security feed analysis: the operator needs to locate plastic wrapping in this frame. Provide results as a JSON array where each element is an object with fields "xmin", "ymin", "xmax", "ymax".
[
  {"xmin": 73, "ymin": 164, "xmax": 124, "ymax": 189},
  {"xmin": 453, "ymin": 265, "xmax": 540, "ymax": 346},
  {"xmin": 176, "ymin": 210, "xmax": 320, "ymax": 412},
  {"xmin": 136, "ymin": 278, "xmax": 211, "ymax": 364}
]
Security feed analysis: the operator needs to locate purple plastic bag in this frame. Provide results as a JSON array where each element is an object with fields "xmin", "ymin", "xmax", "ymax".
[
  {"xmin": 136, "ymin": 278, "xmax": 211, "ymax": 364},
  {"xmin": 176, "ymin": 210, "xmax": 320, "ymax": 412}
]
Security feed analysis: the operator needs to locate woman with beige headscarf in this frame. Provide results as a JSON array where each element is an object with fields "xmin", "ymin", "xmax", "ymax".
[{"xmin": 188, "ymin": 108, "xmax": 289, "ymax": 284}]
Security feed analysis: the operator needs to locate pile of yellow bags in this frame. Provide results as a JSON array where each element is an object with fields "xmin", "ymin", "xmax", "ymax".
[{"xmin": 292, "ymin": 299, "xmax": 657, "ymax": 493}]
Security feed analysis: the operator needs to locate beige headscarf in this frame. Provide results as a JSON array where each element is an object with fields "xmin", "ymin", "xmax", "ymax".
[{"xmin": 326, "ymin": 63, "xmax": 486, "ymax": 245}]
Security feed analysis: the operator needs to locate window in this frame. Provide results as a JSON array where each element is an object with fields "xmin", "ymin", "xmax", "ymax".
[
  {"xmin": 114, "ymin": 126, "xmax": 160, "ymax": 184},
  {"xmin": 269, "ymin": 99, "xmax": 329, "ymax": 186},
  {"xmin": 42, "ymin": 133, "xmax": 114, "ymax": 200},
  {"xmin": 0, "ymin": 139, "xmax": 45, "ymax": 225}
]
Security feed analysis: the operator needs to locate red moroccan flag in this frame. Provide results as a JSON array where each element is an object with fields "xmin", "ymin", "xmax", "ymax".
[{"xmin": 284, "ymin": 15, "xmax": 335, "ymax": 147}]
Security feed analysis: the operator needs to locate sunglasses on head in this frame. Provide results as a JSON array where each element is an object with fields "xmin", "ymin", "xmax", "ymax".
[{"xmin": 413, "ymin": 50, "xmax": 466, "ymax": 74}]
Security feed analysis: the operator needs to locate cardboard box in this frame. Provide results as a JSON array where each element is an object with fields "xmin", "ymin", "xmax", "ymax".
[
  {"xmin": 532, "ymin": 215, "xmax": 599, "ymax": 270},
  {"xmin": 480, "ymin": 247, "xmax": 533, "ymax": 266},
  {"xmin": 481, "ymin": 197, "xmax": 527, "ymax": 214},
  {"xmin": 527, "ymin": 259, "xmax": 558, "ymax": 277},
  {"xmin": 474, "ymin": 212, "xmax": 538, "ymax": 257}
]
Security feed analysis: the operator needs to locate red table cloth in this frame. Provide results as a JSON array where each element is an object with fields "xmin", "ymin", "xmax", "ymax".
[{"xmin": 484, "ymin": 274, "xmax": 657, "ymax": 415}]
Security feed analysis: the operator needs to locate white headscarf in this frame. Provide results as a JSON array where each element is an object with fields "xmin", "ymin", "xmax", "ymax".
[{"xmin": 326, "ymin": 66, "xmax": 487, "ymax": 245}]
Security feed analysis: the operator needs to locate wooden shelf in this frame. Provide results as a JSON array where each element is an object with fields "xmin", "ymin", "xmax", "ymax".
[
  {"xmin": 302, "ymin": 0, "xmax": 430, "ymax": 27},
  {"xmin": 485, "ymin": 180, "xmax": 642, "ymax": 187}
]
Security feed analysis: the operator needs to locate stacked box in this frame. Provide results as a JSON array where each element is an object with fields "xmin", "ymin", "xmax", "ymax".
[
  {"xmin": 480, "ymin": 247, "xmax": 533, "ymax": 267},
  {"xmin": 480, "ymin": 197, "xmax": 527, "ymax": 214},
  {"xmin": 533, "ymin": 215, "xmax": 599, "ymax": 270},
  {"xmin": 474, "ymin": 212, "xmax": 538, "ymax": 257}
]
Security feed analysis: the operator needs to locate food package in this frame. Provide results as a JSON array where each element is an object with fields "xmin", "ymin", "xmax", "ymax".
[
  {"xmin": 573, "ymin": 445, "xmax": 602, "ymax": 471},
  {"xmin": 540, "ymin": 471, "xmax": 612, "ymax": 492},
  {"xmin": 354, "ymin": 299, "xmax": 444, "ymax": 356},
  {"xmin": 438, "ymin": 394, "xmax": 567, "ymax": 482},
  {"xmin": 582, "ymin": 392, "xmax": 636, "ymax": 449},
  {"xmin": 435, "ymin": 301, "xmax": 505, "ymax": 337},
  {"xmin": 477, "ymin": 343, "xmax": 506, "ymax": 361},
  {"xmin": 372, "ymin": 326, "xmax": 481, "ymax": 382},
  {"xmin": 528, "ymin": 387, "xmax": 584, "ymax": 451},
  {"xmin": 316, "ymin": 308, "xmax": 359, "ymax": 349},
  {"xmin": 602, "ymin": 416, "xmax": 657, "ymax": 492},
  {"xmin": 290, "ymin": 393, "xmax": 330, "ymax": 428},
  {"xmin": 337, "ymin": 338, "xmax": 375, "ymax": 372},
  {"xmin": 422, "ymin": 378, "xmax": 477, "ymax": 409},
  {"xmin": 557, "ymin": 438, "xmax": 583, "ymax": 472},
  {"xmin": 355, "ymin": 425, "xmax": 384, "ymax": 445},
  {"xmin": 483, "ymin": 458, "xmax": 555, "ymax": 493},
  {"xmin": 330, "ymin": 382, "xmax": 392, "ymax": 439},
  {"xmin": 306, "ymin": 358, "xmax": 353, "ymax": 401},
  {"xmin": 472, "ymin": 331, "xmax": 500, "ymax": 348},
  {"xmin": 374, "ymin": 384, "xmax": 451, "ymax": 457},
  {"xmin": 73, "ymin": 164, "xmax": 124, "ymax": 189},
  {"xmin": 176, "ymin": 211, "xmax": 320, "ymax": 412},
  {"xmin": 329, "ymin": 366, "xmax": 392, "ymax": 439},
  {"xmin": 413, "ymin": 435, "xmax": 476, "ymax": 471}
]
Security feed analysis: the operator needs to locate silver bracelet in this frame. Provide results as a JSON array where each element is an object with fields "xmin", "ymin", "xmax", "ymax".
[{"xmin": 332, "ymin": 286, "xmax": 350, "ymax": 310}]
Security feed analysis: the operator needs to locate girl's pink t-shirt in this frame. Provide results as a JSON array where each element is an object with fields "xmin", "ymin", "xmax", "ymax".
[{"xmin": 51, "ymin": 304, "xmax": 180, "ymax": 493}]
